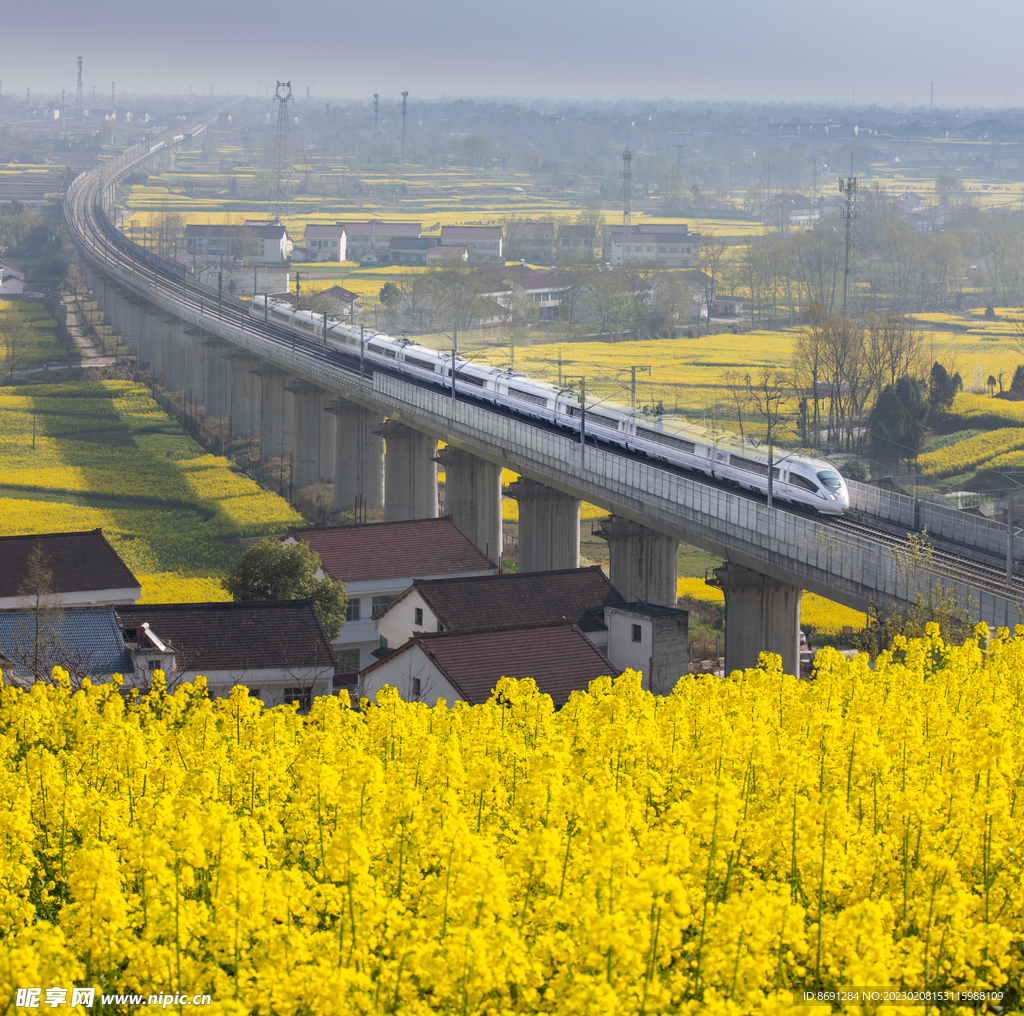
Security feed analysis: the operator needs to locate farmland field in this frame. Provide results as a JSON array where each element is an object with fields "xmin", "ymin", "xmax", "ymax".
[{"xmin": 0, "ymin": 380, "xmax": 303, "ymax": 602}]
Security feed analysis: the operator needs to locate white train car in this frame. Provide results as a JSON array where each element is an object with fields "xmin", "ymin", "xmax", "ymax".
[{"xmin": 248, "ymin": 296, "xmax": 850, "ymax": 514}]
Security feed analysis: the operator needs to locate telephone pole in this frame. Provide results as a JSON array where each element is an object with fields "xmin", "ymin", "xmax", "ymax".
[
  {"xmin": 75, "ymin": 56, "xmax": 83, "ymax": 119},
  {"xmin": 401, "ymin": 90, "xmax": 409, "ymax": 164},
  {"xmin": 373, "ymin": 92, "xmax": 380, "ymax": 145},
  {"xmin": 839, "ymin": 175, "xmax": 858, "ymax": 317}
]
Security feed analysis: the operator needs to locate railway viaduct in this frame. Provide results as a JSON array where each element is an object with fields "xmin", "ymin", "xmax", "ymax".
[{"xmin": 64, "ymin": 116, "xmax": 1024, "ymax": 676}]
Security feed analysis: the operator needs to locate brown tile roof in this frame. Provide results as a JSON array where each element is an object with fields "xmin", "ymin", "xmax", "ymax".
[
  {"xmin": 365, "ymin": 621, "xmax": 615, "ymax": 707},
  {"xmin": 287, "ymin": 517, "xmax": 496, "ymax": 584},
  {"xmin": 0, "ymin": 530, "xmax": 139, "ymax": 600},
  {"xmin": 115, "ymin": 599, "xmax": 334, "ymax": 672},
  {"xmin": 380, "ymin": 566, "xmax": 624, "ymax": 631}
]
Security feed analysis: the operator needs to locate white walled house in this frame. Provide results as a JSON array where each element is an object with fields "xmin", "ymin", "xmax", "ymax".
[
  {"xmin": 284, "ymin": 517, "xmax": 496, "ymax": 682},
  {"xmin": 604, "ymin": 602, "xmax": 689, "ymax": 695},
  {"xmin": 0, "ymin": 260, "xmax": 26, "ymax": 295},
  {"xmin": 606, "ymin": 225, "xmax": 699, "ymax": 268},
  {"xmin": 374, "ymin": 566, "xmax": 625, "ymax": 653},
  {"xmin": 303, "ymin": 224, "xmax": 347, "ymax": 262},
  {"xmin": 439, "ymin": 225, "xmax": 503, "ymax": 262},
  {"xmin": 115, "ymin": 599, "xmax": 336, "ymax": 709},
  {"xmin": 358, "ymin": 621, "xmax": 615, "ymax": 708},
  {"xmin": 339, "ymin": 221, "xmax": 422, "ymax": 259},
  {"xmin": 0, "ymin": 530, "xmax": 141, "ymax": 610}
]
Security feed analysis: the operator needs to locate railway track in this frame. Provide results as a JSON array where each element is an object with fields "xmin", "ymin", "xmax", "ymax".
[{"xmin": 63, "ymin": 117, "xmax": 1024, "ymax": 614}]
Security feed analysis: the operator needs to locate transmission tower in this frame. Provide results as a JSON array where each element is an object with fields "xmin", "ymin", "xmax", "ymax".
[
  {"xmin": 373, "ymin": 92, "xmax": 380, "ymax": 145},
  {"xmin": 621, "ymin": 138, "xmax": 633, "ymax": 264},
  {"xmin": 401, "ymin": 90, "xmax": 409, "ymax": 164},
  {"xmin": 269, "ymin": 81, "xmax": 293, "ymax": 219},
  {"xmin": 111, "ymin": 81, "xmax": 116, "ymax": 106},
  {"xmin": 839, "ymin": 175, "xmax": 858, "ymax": 317},
  {"xmin": 75, "ymin": 57, "xmax": 83, "ymax": 119}
]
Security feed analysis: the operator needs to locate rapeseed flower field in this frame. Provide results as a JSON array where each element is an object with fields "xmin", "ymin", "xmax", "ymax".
[{"xmin": 1, "ymin": 629, "xmax": 1020, "ymax": 1014}]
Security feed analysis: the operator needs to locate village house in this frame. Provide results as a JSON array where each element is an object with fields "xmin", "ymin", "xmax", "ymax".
[
  {"xmin": 0, "ymin": 530, "xmax": 141, "ymax": 610},
  {"xmin": 0, "ymin": 259, "xmax": 26, "ymax": 296},
  {"xmin": 358, "ymin": 621, "xmax": 616, "ymax": 708},
  {"xmin": 426, "ymin": 244, "xmax": 468, "ymax": 265},
  {"xmin": 114, "ymin": 599, "xmax": 336, "ymax": 709},
  {"xmin": 388, "ymin": 236, "xmax": 438, "ymax": 265},
  {"xmin": 478, "ymin": 264, "xmax": 568, "ymax": 321},
  {"xmin": 438, "ymin": 225, "xmax": 503, "ymax": 262},
  {"xmin": 339, "ymin": 221, "xmax": 422, "ymax": 259},
  {"xmin": 373, "ymin": 566, "xmax": 626, "ymax": 652},
  {"xmin": 605, "ymin": 224, "xmax": 699, "ymax": 267},
  {"xmin": 283, "ymin": 517, "xmax": 496, "ymax": 681},
  {"xmin": 197, "ymin": 263, "xmax": 290, "ymax": 296},
  {"xmin": 184, "ymin": 222, "xmax": 292, "ymax": 264},
  {"xmin": 302, "ymin": 224, "xmax": 347, "ymax": 262},
  {"xmin": 506, "ymin": 221, "xmax": 555, "ymax": 264},
  {"xmin": 557, "ymin": 224, "xmax": 597, "ymax": 260}
]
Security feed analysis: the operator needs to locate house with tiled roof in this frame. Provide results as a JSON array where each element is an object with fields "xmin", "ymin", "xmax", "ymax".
[
  {"xmin": 339, "ymin": 221, "xmax": 422, "ymax": 259},
  {"xmin": 388, "ymin": 236, "xmax": 438, "ymax": 265},
  {"xmin": 0, "ymin": 259, "xmax": 26, "ymax": 295},
  {"xmin": 605, "ymin": 225, "xmax": 699, "ymax": 267},
  {"xmin": 115, "ymin": 599, "xmax": 336, "ymax": 709},
  {"xmin": 0, "ymin": 607, "xmax": 134, "ymax": 687},
  {"xmin": 284, "ymin": 518, "xmax": 497, "ymax": 678},
  {"xmin": 373, "ymin": 566, "xmax": 625, "ymax": 652},
  {"xmin": 358, "ymin": 621, "xmax": 615, "ymax": 708},
  {"xmin": 0, "ymin": 530, "xmax": 141, "ymax": 610},
  {"xmin": 439, "ymin": 225, "xmax": 503, "ymax": 262},
  {"xmin": 303, "ymin": 223, "xmax": 347, "ymax": 262}
]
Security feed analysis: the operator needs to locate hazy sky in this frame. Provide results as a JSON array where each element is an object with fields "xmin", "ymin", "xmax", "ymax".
[{"xmin": 3, "ymin": 0, "xmax": 1022, "ymax": 108}]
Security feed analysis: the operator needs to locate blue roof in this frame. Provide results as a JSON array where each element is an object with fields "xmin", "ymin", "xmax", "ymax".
[{"xmin": 0, "ymin": 608, "xmax": 133, "ymax": 680}]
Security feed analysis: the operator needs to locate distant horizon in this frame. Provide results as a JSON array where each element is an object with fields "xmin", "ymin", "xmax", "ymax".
[{"xmin": 0, "ymin": 0, "xmax": 1020, "ymax": 109}]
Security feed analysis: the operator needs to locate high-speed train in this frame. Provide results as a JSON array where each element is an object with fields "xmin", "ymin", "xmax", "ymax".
[{"xmin": 250, "ymin": 296, "xmax": 850, "ymax": 514}]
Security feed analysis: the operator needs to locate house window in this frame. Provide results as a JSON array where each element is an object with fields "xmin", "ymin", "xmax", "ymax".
[
  {"xmin": 372, "ymin": 595, "xmax": 394, "ymax": 613},
  {"xmin": 335, "ymin": 648, "xmax": 361, "ymax": 673},
  {"xmin": 631, "ymin": 624, "xmax": 643, "ymax": 643},
  {"xmin": 379, "ymin": 635, "xmax": 389, "ymax": 650},
  {"xmin": 346, "ymin": 600, "xmax": 361, "ymax": 622},
  {"xmin": 284, "ymin": 687, "xmax": 312, "ymax": 713},
  {"xmin": 148, "ymin": 658, "xmax": 160, "ymax": 671},
  {"xmin": 414, "ymin": 607, "xmax": 424, "ymax": 626},
  {"xmin": 411, "ymin": 678, "xmax": 422, "ymax": 698}
]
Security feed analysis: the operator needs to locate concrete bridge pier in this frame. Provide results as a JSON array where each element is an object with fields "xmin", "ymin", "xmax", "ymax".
[
  {"xmin": 378, "ymin": 420, "xmax": 438, "ymax": 522},
  {"xmin": 328, "ymin": 400, "xmax": 385, "ymax": 511},
  {"xmin": 256, "ymin": 366, "xmax": 295, "ymax": 464},
  {"xmin": 228, "ymin": 355, "xmax": 260, "ymax": 441},
  {"xmin": 597, "ymin": 515, "xmax": 679, "ymax": 607},
  {"xmin": 289, "ymin": 382, "xmax": 334, "ymax": 486},
  {"xmin": 713, "ymin": 563, "xmax": 802, "ymax": 678},
  {"xmin": 162, "ymin": 318, "xmax": 188, "ymax": 392},
  {"xmin": 202, "ymin": 339, "xmax": 232, "ymax": 418},
  {"xmin": 185, "ymin": 329, "xmax": 207, "ymax": 408},
  {"xmin": 509, "ymin": 477, "xmax": 580, "ymax": 572},
  {"xmin": 436, "ymin": 446, "xmax": 502, "ymax": 562}
]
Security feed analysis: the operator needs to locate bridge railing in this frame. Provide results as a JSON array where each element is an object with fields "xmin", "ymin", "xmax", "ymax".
[{"xmin": 848, "ymin": 479, "xmax": 1023, "ymax": 563}]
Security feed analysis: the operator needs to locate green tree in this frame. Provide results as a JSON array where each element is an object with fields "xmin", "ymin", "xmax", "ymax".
[
  {"xmin": 1011, "ymin": 365, "xmax": 1024, "ymax": 398},
  {"xmin": 221, "ymin": 538, "xmax": 347, "ymax": 639},
  {"xmin": 929, "ymin": 361, "xmax": 962, "ymax": 413},
  {"xmin": 869, "ymin": 377, "xmax": 928, "ymax": 467}
]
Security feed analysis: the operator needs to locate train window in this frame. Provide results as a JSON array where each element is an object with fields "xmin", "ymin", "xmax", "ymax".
[
  {"xmin": 405, "ymin": 356, "xmax": 436, "ymax": 372},
  {"xmin": 817, "ymin": 470, "xmax": 843, "ymax": 490},
  {"xmin": 789, "ymin": 473, "xmax": 818, "ymax": 492},
  {"xmin": 731, "ymin": 456, "xmax": 779, "ymax": 479},
  {"xmin": 454, "ymin": 371, "xmax": 486, "ymax": 388},
  {"xmin": 589, "ymin": 415, "xmax": 617, "ymax": 429},
  {"xmin": 509, "ymin": 388, "xmax": 547, "ymax": 407},
  {"xmin": 637, "ymin": 429, "xmax": 696, "ymax": 454}
]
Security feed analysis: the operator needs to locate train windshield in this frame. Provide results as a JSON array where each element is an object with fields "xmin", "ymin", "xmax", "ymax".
[{"xmin": 817, "ymin": 470, "xmax": 843, "ymax": 490}]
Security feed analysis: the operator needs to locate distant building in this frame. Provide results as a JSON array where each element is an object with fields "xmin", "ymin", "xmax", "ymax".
[
  {"xmin": 184, "ymin": 222, "xmax": 291, "ymax": 264},
  {"xmin": 426, "ymin": 244, "xmax": 467, "ymax": 264},
  {"xmin": 339, "ymin": 221, "xmax": 422, "ymax": 260},
  {"xmin": 439, "ymin": 225, "xmax": 503, "ymax": 262},
  {"xmin": 0, "ymin": 530, "xmax": 140, "ymax": 610},
  {"xmin": 605, "ymin": 224, "xmax": 699, "ymax": 267},
  {"xmin": 505, "ymin": 221, "xmax": 555, "ymax": 263},
  {"xmin": 557, "ymin": 223, "xmax": 597, "ymax": 260},
  {"xmin": 0, "ymin": 259, "xmax": 26, "ymax": 295},
  {"xmin": 763, "ymin": 193, "xmax": 819, "ymax": 230},
  {"xmin": 478, "ymin": 264, "xmax": 569, "ymax": 321},
  {"xmin": 388, "ymin": 236, "xmax": 438, "ymax": 265},
  {"xmin": 303, "ymin": 224, "xmax": 347, "ymax": 262},
  {"xmin": 603, "ymin": 602, "xmax": 688, "ymax": 695}
]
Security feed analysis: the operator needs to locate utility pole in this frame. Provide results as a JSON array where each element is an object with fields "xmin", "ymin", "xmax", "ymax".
[
  {"xmin": 373, "ymin": 92, "xmax": 380, "ymax": 146},
  {"xmin": 621, "ymin": 137, "xmax": 633, "ymax": 265},
  {"xmin": 401, "ymin": 90, "xmax": 409, "ymax": 164},
  {"xmin": 76, "ymin": 56, "xmax": 83, "ymax": 119},
  {"xmin": 839, "ymin": 175, "xmax": 858, "ymax": 317},
  {"xmin": 565, "ymin": 377, "xmax": 588, "ymax": 466},
  {"xmin": 111, "ymin": 81, "xmax": 115, "ymax": 106},
  {"xmin": 626, "ymin": 365, "xmax": 651, "ymax": 409}
]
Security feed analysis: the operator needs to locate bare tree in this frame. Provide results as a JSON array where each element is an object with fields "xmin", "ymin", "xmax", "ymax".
[{"xmin": 0, "ymin": 303, "xmax": 30, "ymax": 383}]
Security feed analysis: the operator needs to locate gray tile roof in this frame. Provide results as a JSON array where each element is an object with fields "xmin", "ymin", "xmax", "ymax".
[{"xmin": 0, "ymin": 607, "xmax": 133, "ymax": 679}]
